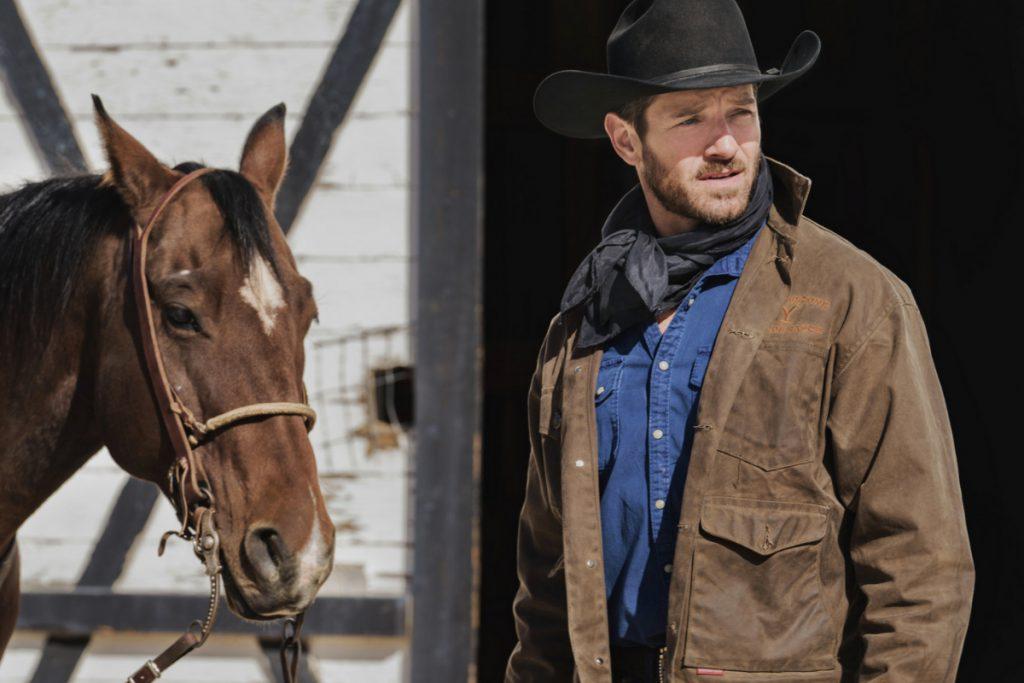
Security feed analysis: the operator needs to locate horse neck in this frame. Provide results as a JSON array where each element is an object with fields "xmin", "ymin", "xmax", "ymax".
[{"xmin": 0, "ymin": 239, "xmax": 117, "ymax": 542}]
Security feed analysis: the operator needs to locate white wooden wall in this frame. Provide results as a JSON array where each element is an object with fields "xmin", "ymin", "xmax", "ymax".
[{"xmin": 0, "ymin": 1, "xmax": 413, "ymax": 680}]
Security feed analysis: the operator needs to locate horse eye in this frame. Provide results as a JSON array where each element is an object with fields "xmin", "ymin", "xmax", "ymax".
[{"xmin": 165, "ymin": 305, "xmax": 200, "ymax": 332}]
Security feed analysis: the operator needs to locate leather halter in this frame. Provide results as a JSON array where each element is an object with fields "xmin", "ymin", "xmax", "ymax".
[{"xmin": 125, "ymin": 167, "xmax": 315, "ymax": 683}]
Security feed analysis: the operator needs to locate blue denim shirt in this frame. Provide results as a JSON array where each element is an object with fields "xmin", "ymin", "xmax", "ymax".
[{"xmin": 596, "ymin": 224, "xmax": 762, "ymax": 647}]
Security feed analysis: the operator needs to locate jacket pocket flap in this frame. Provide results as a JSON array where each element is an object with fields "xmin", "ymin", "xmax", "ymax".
[{"xmin": 699, "ymin": 497, "xmax": 828, "ymax": 557}]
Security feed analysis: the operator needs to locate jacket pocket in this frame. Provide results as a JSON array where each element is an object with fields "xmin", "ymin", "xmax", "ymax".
[
  {"xmin": 716, "ymin": 340, "xmax": 825, "ymax": 471},
  {"xmin": 595, "ymin": 357, "xmax": 624, "ymax": 472},
  {"xmin": 683, "ymin": 496, "xmax": 836, "ymax": 673}
]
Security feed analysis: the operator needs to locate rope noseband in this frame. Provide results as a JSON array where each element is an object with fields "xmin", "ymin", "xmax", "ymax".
[{"xmin": 125, "ymin": 167, "xmax": 314, "ymax": 683}]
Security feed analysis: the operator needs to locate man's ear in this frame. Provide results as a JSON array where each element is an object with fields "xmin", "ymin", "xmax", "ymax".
[
  {"xmin": 604, "ymin": 111, "xmax": 642, "ymax": 167},
  {"xmin": 239, "ymin": 103, "xmax": 288, "ymax": 208},
  {"xmin": 92, "ymin": 94, "xmax": 177, "ymax": 218}
]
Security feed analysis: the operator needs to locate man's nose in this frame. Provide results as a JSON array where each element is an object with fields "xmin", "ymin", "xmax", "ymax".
[{"xmin": 705, "ymin": 132, "xmax": 739, "ymax": 159}]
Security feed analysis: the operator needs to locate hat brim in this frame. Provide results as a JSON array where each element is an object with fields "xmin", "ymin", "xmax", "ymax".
[{"xmin": 534, "ymin": 30, "xmax": 821, "ymax": 139}]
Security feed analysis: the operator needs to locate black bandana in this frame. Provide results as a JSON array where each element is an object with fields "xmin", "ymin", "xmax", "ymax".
[{"xmin": 560, "ymin": 154, "xmax": 773, "ymax": 348}]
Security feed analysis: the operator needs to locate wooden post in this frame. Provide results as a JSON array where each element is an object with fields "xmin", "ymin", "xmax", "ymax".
[{"xmin": 410, "ymin": 0, "xmax": 485, "ymax": 681}]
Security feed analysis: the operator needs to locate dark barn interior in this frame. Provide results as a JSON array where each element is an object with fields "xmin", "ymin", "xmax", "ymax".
[{"xmin": 481, "ymin": 1, "xmax": 1024, "ymax": 680}]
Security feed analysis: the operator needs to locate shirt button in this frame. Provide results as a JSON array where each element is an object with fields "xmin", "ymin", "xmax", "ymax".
[
  {"xmin": 652, "ymin": 428, "xmax": 664, "ymax": 439},
  {"xmin": 664, "ymin": 564, "xmax": 673, "ymax": 574},
  {"xmin": 595, "ymin": 386, "xmax": 605, "ymax": 396},
  {"xmin": 658, "ymin": 360, "xmax": 670, "ymax": 371},
  {"xmin": 688, "ymin": 297, "xmax": 695, "ymax": 306},
  {"xmin": 574, "ymin": 459, "xmax": 584, "ymax": 468},
  {"xmin": 655, "ymin": 499, "xmax": 666, "ymax": 509}
]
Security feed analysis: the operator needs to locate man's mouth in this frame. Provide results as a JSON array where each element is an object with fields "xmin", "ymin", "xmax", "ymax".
[{"xmin": 699, "ymin": 168, "xmax": 743, "ymax": 182}]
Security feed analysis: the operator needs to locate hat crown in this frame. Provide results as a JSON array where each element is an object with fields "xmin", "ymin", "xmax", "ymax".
[{"xmin": 607, "ymin": 0, "xmax": 759, "ymax": 80}]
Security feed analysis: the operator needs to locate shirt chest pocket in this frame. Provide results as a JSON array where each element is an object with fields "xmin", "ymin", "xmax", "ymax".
[{"xmin": 594, "ymin": 356, "xmax": 625, "ymax": 472}]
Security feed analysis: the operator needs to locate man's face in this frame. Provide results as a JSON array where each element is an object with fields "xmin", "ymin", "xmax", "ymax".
[{"xmin": 633, "ymin": 84, "xmax": 762, "ymax": 226}]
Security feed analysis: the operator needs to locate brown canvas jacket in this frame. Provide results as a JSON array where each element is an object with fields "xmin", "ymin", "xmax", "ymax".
[{"xmin": 505, "ymin": 156, "xmax": 975, "ymax": 682}]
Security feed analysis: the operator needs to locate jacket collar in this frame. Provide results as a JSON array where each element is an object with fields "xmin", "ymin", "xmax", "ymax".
[{"xmin": 764, "ymin": 154, "xmax": 812, "ymax": 243}]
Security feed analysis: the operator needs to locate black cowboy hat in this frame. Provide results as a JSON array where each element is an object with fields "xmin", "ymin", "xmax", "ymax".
[{"xmin": 534, "ymin": 0, "xmax": 821, "ymax": 139}]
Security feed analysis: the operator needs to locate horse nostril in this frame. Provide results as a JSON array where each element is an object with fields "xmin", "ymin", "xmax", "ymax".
[{"xmin": 244, "ymin": 526, "xmax": 293, "ymax": 582}]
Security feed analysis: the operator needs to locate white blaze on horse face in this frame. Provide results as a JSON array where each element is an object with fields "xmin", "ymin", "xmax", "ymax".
[
  {"xmin": 296, "ymin": 486, "xmax": 330, "ymax": 588},
  {"xmin": 239, "ymin": 256, "xmax": 285, "ymax": 335}
]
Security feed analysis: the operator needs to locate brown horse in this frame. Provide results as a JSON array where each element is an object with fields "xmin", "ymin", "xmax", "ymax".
[{"xmin": 0, "ymin": 97, "xmax": 335, "ymax": 659}]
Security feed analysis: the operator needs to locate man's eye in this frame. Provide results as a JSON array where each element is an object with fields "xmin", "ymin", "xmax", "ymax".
[
  {"xmin": 165, "ymin": 305, "xmax": 201, "ymax": 332},
  {"xmin": 679, "ymin": 118, "xmax": 698, "ymax": 126}
]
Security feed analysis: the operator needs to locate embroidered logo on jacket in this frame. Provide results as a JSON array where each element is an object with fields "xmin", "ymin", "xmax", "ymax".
[{"xmin": 767, "ymin": 294, "xmax": 830, "ymax": 336}]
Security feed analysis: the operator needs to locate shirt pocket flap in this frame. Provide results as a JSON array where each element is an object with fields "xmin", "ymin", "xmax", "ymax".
[
  {"xmin": 595, "ymin": 357, "xmax": 624, "ymax": 405},
  {"xmin": 698, "ymin": 497, "xmax": 829, "ymax": 557},
  {"xmin": 689, "ymin": 344, "xmax": 713, "ymax": 389}
]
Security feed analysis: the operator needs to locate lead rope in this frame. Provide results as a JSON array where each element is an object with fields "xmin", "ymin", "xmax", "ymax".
[
  {"xmin": 125, "ymin": 500, "xmax": 221, "ymax": 683},
  {"xmin": 125, "ymin": 464, "xmax": 304, "ymax": 682},
  {"xmin": 280, "ymin": 612, "xmax": 306, "ymax": 683}
]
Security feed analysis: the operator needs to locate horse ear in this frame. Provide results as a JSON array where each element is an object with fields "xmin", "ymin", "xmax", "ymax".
[
  {"xmin": 239, "ymin": 103, "xmax": 288, "ymax": 207},
  {"xmin": 92, "ymin": 94, "xmax": 176, "ymax": 215}
]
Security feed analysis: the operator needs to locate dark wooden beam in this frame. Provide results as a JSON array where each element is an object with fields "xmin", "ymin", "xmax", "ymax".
[
  {"xmin": 410, "ymin": 0, "xmax": 484, "ymax": 681},
  {"xmin": 26, "ymin": 635, "xmax": 90, "ymax": 683},
  {"xmin": 0, "ymin": 0, "xmax": 86, "ymax": 174},
  {"xmin": 77, "ymin": 478, "xmax": 159, "ymax": 586},
  {"xmin": 275, "ymin": 0, "xmax": 403, "ymax": 233},
  {"xmin": 26, "ymin": 479, "xmax": 159, "ymax": 681},
  {"xmin": 18, "ymin": 592, "xmax": 406, "ymax": 637}
]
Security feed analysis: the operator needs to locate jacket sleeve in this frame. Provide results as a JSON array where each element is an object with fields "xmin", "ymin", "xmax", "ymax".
[
  {"xmin": 505, "ymin": 319, "xmax": 574, "ymax": 682},
  {"xmin": 826, "ymin": 298, "xmax": 974, "ymax": 681}
]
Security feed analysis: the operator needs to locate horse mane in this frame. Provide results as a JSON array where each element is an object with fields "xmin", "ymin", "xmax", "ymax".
[{"xmin": 0, "ymin": 161, "xmax": 280, "ymax": 358}]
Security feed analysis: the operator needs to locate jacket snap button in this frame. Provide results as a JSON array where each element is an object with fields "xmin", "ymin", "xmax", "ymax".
[
  {"xmin": 573, "ymin": 365, "xmax": 582, "ymax": 374},
  {"xmin": 594, "ymin": 657, "xmax": 605, "ymax": 666},
  {"xmin": 586, "ymin": 559, "xmax": 596, "ymax": 568}
]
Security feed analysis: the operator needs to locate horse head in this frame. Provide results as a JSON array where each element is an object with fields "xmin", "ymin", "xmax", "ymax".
[{"xmin": 90, "ymin": 97, "xmax": 334, "ymax": 619}]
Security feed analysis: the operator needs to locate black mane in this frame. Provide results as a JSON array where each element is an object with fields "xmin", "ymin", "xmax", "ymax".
[{"xmin": 0, "ymin": 162, "xmax": 279, "ymax": 357}]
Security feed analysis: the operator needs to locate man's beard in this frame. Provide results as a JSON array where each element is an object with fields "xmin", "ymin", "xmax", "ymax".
[{"xmin": 641, "ymin": 145, "xmax": 761, "ymax": 226}]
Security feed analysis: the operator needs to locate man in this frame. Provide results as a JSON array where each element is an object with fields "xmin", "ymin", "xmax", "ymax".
[{"xmin": 505, "ymin": 1, "xmax": 974, "ymax": 682}]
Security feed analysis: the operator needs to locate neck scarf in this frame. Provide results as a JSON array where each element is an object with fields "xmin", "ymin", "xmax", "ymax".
[{"xmin": 560, "ymin": 154, "xmax": 773, "ymax": 348}]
